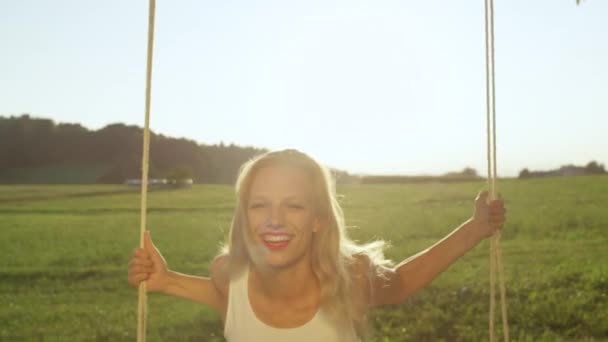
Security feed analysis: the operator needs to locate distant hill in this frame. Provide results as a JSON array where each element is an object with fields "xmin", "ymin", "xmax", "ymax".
[
  {"xmin": 4, "ymin": 114, "xmax": 603, "ymax": 185},
  {"xmin": 518, "ymin": 162, "xmax": 607, "ymax": 179},
  {"xmin": 360, "ymin": 167, "xmax": 483, "ymax": 184},
  {"xmin": 0, "ymin": 114, "xmax": 266, "ymax": 184}
]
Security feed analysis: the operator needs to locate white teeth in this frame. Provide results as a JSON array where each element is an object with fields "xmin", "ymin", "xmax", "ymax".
[{"xmin": 263, "ymin": 235, "xmax": 292, "ymax": 242}]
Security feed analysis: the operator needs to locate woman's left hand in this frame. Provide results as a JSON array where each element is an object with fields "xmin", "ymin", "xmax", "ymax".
[{"xmin": 472, "ymin": 190, "xmax": 506, "ymax": 239}]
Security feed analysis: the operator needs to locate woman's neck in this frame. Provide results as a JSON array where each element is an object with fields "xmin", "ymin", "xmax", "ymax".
[{"xmin": 250, "ymin": 257, "xmax": 319, "ymax": 303}]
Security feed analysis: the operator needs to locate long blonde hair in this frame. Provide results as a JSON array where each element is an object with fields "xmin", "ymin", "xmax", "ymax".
[{"xmin": 220, "ymin": 149, "xmax": 390, "ymax": 338}]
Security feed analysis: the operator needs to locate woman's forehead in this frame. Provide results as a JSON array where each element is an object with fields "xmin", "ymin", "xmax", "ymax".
[{"xmin": 249, "ymin": 165, "xmax": 313, "ymax": 196}]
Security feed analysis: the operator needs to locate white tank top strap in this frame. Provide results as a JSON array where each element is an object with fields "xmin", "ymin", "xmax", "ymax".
[{"xmin": 223, "ymin": 266, "xmax": 358, "ymax": 342}]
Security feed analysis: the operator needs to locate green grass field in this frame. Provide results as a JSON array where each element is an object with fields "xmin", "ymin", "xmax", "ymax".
[{"xmin": 1, "ymin": 177, "xmax": 607, "ymax": 341}]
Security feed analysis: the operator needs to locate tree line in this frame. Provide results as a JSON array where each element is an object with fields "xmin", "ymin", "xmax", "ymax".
[
  {"xmin": 0, "ymin": 115, "xmax": 266, "ymax": 184},
  {"xmin": 518, "ymin": 162, "xmax": 606, "ymax": 179},
  {"xmin": 3, "ymin": 114, "xmax": 602, "ymax": 185}
]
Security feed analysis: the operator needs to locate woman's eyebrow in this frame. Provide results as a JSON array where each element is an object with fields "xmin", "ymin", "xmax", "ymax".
[
  {"xmin": 248, "ymin": 194, "xmax": 310, "ymax": 202},
  {"xmin": 284, "ymin": 195, "xmax": 312, "ymax": 203},
  {"xmin": 248, "ymin": 195, "xmax": 267, "ymax": 201}
]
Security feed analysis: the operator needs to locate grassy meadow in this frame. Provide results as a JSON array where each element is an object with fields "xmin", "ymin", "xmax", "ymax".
[{"xmin": 1, "ymin": 176, "xmax": 607, "ymax": 341}]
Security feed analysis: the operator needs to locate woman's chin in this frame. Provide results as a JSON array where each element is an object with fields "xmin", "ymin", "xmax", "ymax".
[
  {"xmin": 256, "ymin": 251, "xmax": 303, "ymax": 271},
  {"xmin": 248, "ymin": 240, "xmax": 309, "ymax": 270},
  {"xmin": 262, "ymin": 253, "xmax": 295, "ymax": 269}
]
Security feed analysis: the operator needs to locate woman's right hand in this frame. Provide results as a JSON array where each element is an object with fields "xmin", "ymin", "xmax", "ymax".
[{"xmin": 128, "ymin": 230, "xmax": 170, "ymax": 292}]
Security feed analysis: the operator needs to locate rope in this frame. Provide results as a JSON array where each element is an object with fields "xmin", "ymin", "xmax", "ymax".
[
  {"xmin": 484, "ymin": 0, "xmax": 509, "ymax": 341},
  {"xmin": 138, "ymin": 1, "xmax": 156, "ymax": 341}
]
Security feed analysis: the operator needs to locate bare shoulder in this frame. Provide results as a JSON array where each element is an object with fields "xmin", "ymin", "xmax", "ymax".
[
  {"xmin": 209, "ymin": 254, "xmax": 230, "ymax": 299},
  {"xmin": 351, "ymin": 253, "xmax": 393, "ymax": 280},
  {"xmin": 350, "ymin": 253, "xmax": 398, "ymax": 307},
  {"xmin": 349, "ymin": 254, "xmax": 375, "ymax": 298},
  {"xmin": 351, "ymin": 253, "xmax": 373, "ymax": 278}
]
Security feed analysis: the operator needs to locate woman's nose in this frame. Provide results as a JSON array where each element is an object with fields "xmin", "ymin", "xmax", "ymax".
[{"xmin": 265, "ymin": 206, "xmax": 284, "ymax": 228}]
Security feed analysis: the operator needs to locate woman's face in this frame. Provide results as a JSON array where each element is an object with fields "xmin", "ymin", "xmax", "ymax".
[{"xmin": 245, "ymin": 164, "xmax": 319, "ymax": 269}]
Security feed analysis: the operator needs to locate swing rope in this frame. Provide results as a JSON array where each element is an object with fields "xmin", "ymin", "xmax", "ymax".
[
  {"xmin": 484, "ymin": 0, "xmax": 509, "ymax": 340},
  {"xmin": 137, "ymin": 0, "xmax": 156, "ymax": 341}
]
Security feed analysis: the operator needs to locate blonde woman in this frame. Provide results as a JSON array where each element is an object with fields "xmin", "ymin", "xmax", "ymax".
[{"xmin": 127, "ymin": 149, "xmax": 506, "ymax": 341}]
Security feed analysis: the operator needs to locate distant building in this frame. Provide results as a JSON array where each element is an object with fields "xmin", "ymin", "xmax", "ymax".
[
  {"xmin": 124, "ymin": 178, "xmax": 193, "ymax": 188},
  {"xmin": 125, "ymin": 178, "xmax": 167, "ymax": 187},
  {"xmin": 168, "ymin": 178, "xmax": 194, "ymax": 188}
]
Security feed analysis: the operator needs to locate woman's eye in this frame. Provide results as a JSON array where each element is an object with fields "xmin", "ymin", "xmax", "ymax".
[
  {"xmin": 249, "ymin": 203, "xmax": 266, "ymax": 209},
  {"xmin": 287, "ymin": 204, "xmax": 304, "ymax": 210}
]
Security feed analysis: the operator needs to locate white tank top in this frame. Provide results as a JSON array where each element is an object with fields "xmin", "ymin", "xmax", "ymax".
[{"xmin": 223, "ymin": 266, "xmax": 358, "ymax": 342}]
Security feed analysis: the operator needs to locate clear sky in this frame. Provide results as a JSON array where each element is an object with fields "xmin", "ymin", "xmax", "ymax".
[{"xmin": 1, "ymin": 0, "xmax": 606, "ymax": 177}]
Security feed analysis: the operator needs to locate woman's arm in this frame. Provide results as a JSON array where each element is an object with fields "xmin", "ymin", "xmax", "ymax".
[
  {"xmin": 161, "ymin": 256, "xmax": 229, "ymax": 311},
  {"xmin": 128, "ymin": 231, "xmax": 229, "ymax": 312},
  {"xmin": 370, "ymin": 190, "xmax": 506, "ymax": 306}
]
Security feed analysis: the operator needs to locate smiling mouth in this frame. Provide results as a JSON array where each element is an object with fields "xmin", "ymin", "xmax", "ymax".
[{"xmin": 261, "ymin": 233, "xmax": 293, "ymax": 251}]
